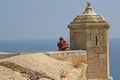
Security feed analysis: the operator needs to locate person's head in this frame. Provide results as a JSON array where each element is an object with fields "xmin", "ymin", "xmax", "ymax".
[{"xmin": 59, "ymin": 36, "xmax": 64, "ymax": 41}]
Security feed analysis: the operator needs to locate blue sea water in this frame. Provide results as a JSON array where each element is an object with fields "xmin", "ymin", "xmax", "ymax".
[
  {"xmin": 0, "ymin": 39, "xmax": 119, "ymax": 80},
  {"xmin": 0, "ymin": 39, "xmax": 58, "ymax": 53},
  {"xmin": 110, "ymin": 39, "xmax": 120, "ymax": 80}
]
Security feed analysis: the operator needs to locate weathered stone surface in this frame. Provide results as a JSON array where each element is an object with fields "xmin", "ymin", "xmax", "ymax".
[
  {"xmin": 0, "ymin": 65, "xmax": 27, "ymax": 80},
  {"xmin": 99, "ymin": 54, "xmax": 107, "ymax": 60},
  {"xmin": 0, "ymin": 52, "xmax": 87, "ymax": 80},
  {"xmin": 68, "ymin": 1, "xmax": 112, "ymax": 80}
]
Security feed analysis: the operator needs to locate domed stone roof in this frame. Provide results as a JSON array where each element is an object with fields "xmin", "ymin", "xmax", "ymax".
[{"xmin": 68, "ymin": 1, "xmax": 110, "ymax": 29}]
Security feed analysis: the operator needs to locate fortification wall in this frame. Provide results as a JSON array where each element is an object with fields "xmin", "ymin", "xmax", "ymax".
[
  {"xmin": 45, "ymin": 50, "xmax": 87, "ymax": 67},
  {"xmin": 0, "ymin": 50, "xmax": 87, "ymax": 68},
  {"xmin": 0, "ymin": 50, "xmax": 113, "ymax": 80},
  {"xmin": 45, "ymin": 50, "xmax": 113, "ymax": 80}
]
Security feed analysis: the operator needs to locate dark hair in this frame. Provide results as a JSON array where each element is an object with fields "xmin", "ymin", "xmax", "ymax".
[{"xmin": 59, "ymin": 36, "xmax": 64, "ymax": 40}]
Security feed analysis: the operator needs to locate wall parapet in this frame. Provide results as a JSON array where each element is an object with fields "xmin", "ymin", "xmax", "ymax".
[{"xmin": 45, "ymin": 50, "xmax": 87, "ymax": 64}]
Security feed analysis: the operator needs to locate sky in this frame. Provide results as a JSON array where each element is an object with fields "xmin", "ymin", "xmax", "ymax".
[{"xmin": 0, "ymin": 0, "xmax": 120, "ymax": 40}]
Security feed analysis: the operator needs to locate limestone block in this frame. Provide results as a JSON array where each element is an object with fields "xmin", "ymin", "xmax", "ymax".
[
  {"xmin": 95, "ymin": 47, "xmax": 106, "ymax": 54},
  {"xmin": 94, "ymin": 29, "xmax": 98, "ymax": 34},
  {"xmin": 99, "ymin": 54, "xmax": 107, "ymax": 60},
  {"xmin": 87, "ymin": 66, "xmax": 94, "ymax": 73},
  {"xmin": 87, "ymin": 49, "xmax": 95, "ymax": 54},
  {"xmin": 87, "ymin": 53, "xmax": 98, "ymax": 60},
  {"xmin": 87, "ymin": 60, "xmax": 95, "ymax": 66},
  {"xmin": 88, "ymin": 66, "xmax": 100, "ymax": 73},
  {"xmin": 87, "ymin": 72, "xmax": 95, "ymax": 79},
  {"xmin": 87, "ymin": 41, "xmax": 93, "ymax": 48}
]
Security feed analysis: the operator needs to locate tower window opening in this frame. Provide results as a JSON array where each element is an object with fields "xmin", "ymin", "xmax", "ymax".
[{"xmin": 96, "ymin": 36, "xmax": 98, "ymax": 46}]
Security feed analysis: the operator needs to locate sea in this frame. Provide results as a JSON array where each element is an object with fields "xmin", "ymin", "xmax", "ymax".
[{"xmin": 0, "ymin": 39, "xmax": 119, "ymax": 80}]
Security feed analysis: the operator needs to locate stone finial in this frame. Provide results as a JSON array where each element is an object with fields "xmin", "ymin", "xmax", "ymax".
[
  {"xmin": 87, "ymin": 1, "xmax": 91, "ymax": 8},
  {"xmin": 82, "ymin": 1, "xmax": 97, "ymax": 15}
]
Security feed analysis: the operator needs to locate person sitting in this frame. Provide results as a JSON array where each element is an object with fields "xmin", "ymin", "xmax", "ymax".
[{"xmin": 57, "ymin": 36, "xmax": 70, "ymax": 51}]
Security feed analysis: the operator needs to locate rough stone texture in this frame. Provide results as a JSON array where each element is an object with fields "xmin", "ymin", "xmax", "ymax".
[
  {"xmin": 68, "ymin": 1, "xmax": 112, "ymax": 80},
  {"xmin": 0, "ymin": 52, "xmax": 87, "ymax": 80},
  {"xmin": 0, "ymin": 65, "xmax": 27, "ymax": 80},
  {"xmin": 45, "ymin": 50, "xmax": 87, "ymax": 64}
]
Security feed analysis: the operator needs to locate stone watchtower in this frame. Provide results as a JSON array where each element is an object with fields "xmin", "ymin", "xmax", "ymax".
[{"xmin": 68, "ymin": 2, "xmax": 112, "ymax": 80}]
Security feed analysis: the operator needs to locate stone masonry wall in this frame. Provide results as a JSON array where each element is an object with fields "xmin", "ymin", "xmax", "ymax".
[{"xmin": 45, "ymin": 50, "xmax": 87, "ymax": 67}]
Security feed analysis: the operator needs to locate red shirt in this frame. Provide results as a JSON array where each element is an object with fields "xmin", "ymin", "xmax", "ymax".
[{"xmin": 60, "ymin": 40, "xmax": 68, "ymax": 48}]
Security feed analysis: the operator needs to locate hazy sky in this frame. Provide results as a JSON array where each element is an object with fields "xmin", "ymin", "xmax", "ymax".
[{"xmin": 0, "ymin": 0, "xmax": 119, "ymax": 40}]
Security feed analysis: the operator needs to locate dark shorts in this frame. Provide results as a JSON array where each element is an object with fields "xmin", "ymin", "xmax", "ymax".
[{"xmin": 60, "ymin": 47, "xmax": 69, "ymax": 51}]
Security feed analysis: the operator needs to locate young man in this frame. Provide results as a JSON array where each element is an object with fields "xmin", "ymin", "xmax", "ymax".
[{"xmin": 57, "ymin": 36, "xmax": 69, "ymax": 51}]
